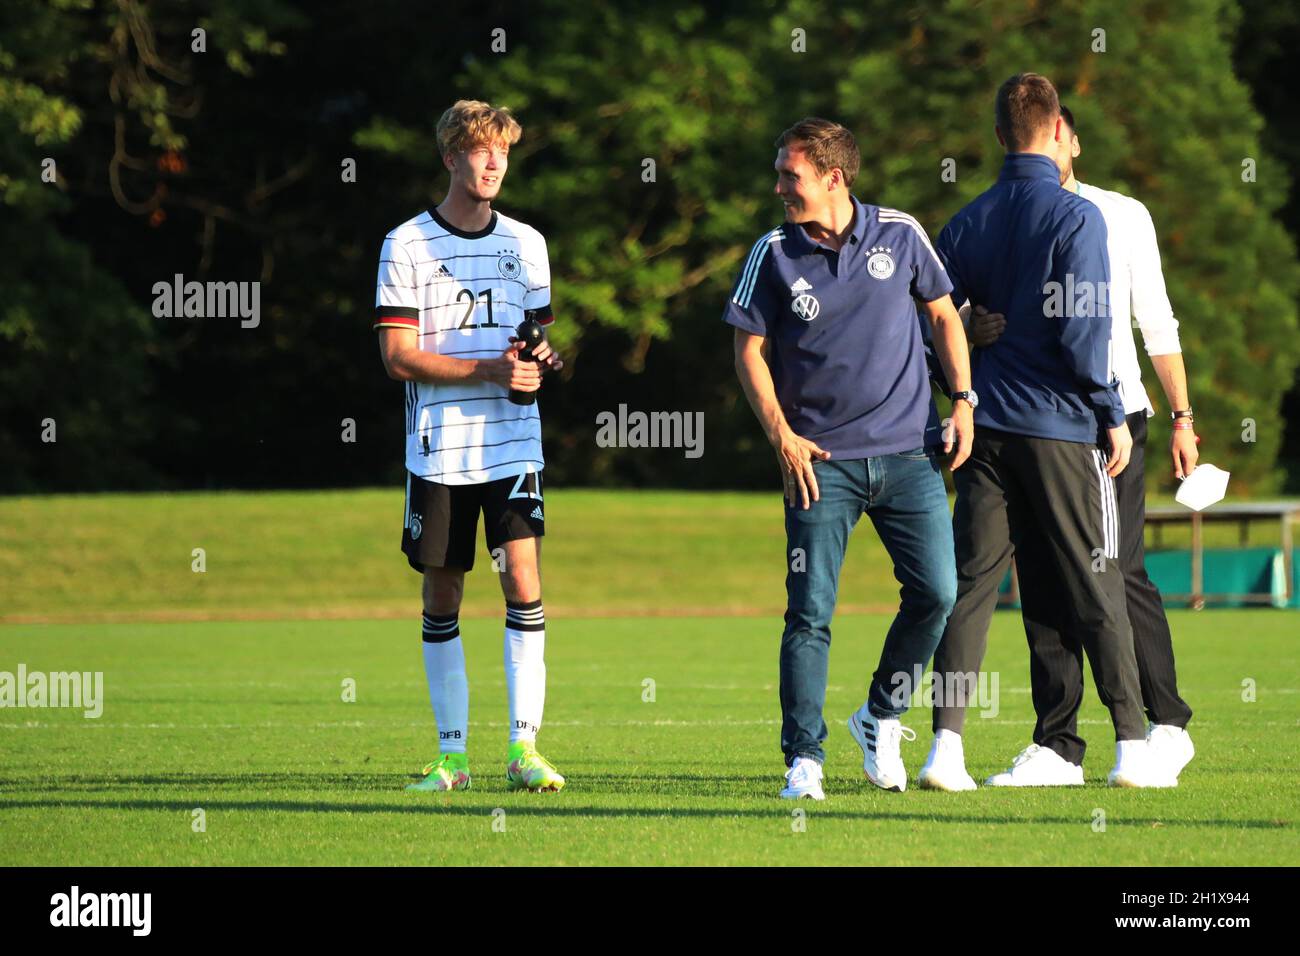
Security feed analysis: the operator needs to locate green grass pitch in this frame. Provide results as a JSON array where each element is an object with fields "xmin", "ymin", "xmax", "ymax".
[{"xmin": 0, "ymin": 490, "xmax": 1297, "ymax": 865}]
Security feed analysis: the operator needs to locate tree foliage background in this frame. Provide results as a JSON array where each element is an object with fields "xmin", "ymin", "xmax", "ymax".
[{"xmin": 2, "ymin": 0, "xmax": 1298, "ymax": 495}]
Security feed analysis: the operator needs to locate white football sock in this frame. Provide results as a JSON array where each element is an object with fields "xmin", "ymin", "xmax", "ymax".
[
  {"xmin": 422, "ymin": 612, "xmax": 468, "ymax": 754},
  {"xmin": 504, "ymin": 600, "xmax": 546, "ymax": 743}
]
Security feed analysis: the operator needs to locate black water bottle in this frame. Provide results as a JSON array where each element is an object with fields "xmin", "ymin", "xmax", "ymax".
[{"xmin": 507, "ymin": 317, "xmax": 545, "ymax": 406}]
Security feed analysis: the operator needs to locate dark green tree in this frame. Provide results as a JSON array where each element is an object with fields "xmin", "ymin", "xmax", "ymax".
[{"xmin": 2, "ymin": 0, "xmax": 1295, "ymax": 495}]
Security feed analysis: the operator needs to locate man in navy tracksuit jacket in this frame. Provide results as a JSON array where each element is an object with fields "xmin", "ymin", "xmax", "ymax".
[{"xmin": 917, "ymin": 74, "xmax": 1165, "ymax": 791}]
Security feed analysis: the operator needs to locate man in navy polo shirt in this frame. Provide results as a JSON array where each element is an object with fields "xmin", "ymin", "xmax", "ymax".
[{"xmin": 725, "ymin": 117, "xmax": 974, "ymax": 799}]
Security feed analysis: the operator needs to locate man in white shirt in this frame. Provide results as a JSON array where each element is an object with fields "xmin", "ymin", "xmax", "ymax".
[
  {"xmin": 968, "ymin": 105, "xmax": 1197, "ymax": 781},
  {"xmin": 375, "ymin": 99, "xmax": 566, "ymax": 794}
]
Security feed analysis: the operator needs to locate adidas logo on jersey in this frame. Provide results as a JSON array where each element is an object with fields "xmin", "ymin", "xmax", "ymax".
[
  {"xmin": 529, "ymin": 505, "xmax": 544, "ymax": 521},
  {"xmin": 790, "ymin": 276, "xmax": 813, "ymax": 293},
  {"xmin": 434, "ymin": 263, "xmax": 454, "ymax": 279}
]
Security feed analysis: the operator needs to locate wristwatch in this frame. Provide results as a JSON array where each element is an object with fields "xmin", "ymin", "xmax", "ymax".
[{"xmin": 951, "ymin": 390, "xmax": 979, "ymax": 409}]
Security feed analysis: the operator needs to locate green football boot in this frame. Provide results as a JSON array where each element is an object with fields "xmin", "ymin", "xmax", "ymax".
[
  {"xmin": 505, "ymin": 741, "xmax": 565, "ymax": 792},
  {"xmin": 406, "ymin": 753, "xmax": 471, "ymax": 792}
]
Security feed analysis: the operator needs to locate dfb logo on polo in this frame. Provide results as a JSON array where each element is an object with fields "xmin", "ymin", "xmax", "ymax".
[
  {"xmin": 410, "ymin": 513, "xmax": 423, "ymax": 540},
  {"xmin": 792, "ymin": 293, "xmax": 820, "ymax": 321},
  {"xmin": 867, "ymin": 247, "xmax": 895, "ymax": 280}
]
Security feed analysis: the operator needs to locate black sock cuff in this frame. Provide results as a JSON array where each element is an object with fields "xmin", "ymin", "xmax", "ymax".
[
  {"xmin": 505, "ymin": 599, "xmax": 545, "ymax": 632},
  {"xmin": 422, "ymin": 611, "xmax": 460, "ymax": 643}
]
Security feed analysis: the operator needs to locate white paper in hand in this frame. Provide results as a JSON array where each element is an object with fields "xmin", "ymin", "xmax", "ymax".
[{"xmin": 1175, "ymin": 463, "xmax": 1230, "ymax": 512}]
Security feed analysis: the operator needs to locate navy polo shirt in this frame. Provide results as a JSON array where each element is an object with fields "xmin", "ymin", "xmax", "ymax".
[{"xmin": 723, "ymin": 196, "xmax": 954, "ymax": 459}]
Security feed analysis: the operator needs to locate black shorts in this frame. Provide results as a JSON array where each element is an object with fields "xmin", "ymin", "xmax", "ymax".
[{"xmin": 402, "ymin": 470, "xmax": 545, "ymax": 572}]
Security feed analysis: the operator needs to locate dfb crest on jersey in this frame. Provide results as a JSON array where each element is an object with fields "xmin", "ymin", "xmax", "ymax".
[
  {"xmin": 410, "ymin": 513, "xmax": 423, "ymax": 541},
  {"xmin": 792, "ymin": 293, "xmax": 820, "ymax": 322},
  {"xmin": 867, "ymin": 247, "xmax": 895, "ymax": 280},
  {"xmin": 497, "ymin": 253, "xmax": 522, "ymax": 280}
]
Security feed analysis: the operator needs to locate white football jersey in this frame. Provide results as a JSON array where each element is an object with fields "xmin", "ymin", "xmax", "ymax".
[{"xmin": 374, "ymin": 207, "xmax": 553, "ymax": 485}]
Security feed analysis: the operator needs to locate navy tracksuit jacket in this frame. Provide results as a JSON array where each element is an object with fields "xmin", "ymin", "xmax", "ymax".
[{"xmin": 932, "ymin": 152, "xmax": 1123, "ymax": 444}]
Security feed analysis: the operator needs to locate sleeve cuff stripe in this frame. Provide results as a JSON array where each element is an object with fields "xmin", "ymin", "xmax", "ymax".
[
  {"xmin": 375, "ymin": 306, "xmax": 420, "ymax": 320},
  {"xmin": 525, "ymin": 304, "xmax": 554, "ymax": 326}
]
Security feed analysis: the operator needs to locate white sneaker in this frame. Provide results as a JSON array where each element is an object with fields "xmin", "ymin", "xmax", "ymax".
[
  {"xmin": 1147, "ymin": 723, "xmax": 1195, "ymax": 779},
  {"xmin": 985, "ymin": 743, "xmax": 1084, "ymax": 787},
  {"xmin": 846, "ymin": 709, "xmax": 914, "ymax": 792},
  {"xmin": 1108, "ymin": 739, "xmax": 1178, "ymax": 788},
  {"xmin": 918, "ymin": 731, "xmax": 977, "ymax": 791},
  {"xmin": 780, "ymin": 756, "xmax": 825, "ymax": 800}
]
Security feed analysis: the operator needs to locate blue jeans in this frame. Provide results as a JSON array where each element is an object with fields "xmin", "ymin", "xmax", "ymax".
[{"xmin": 780, "ymin": 449, "xmax": 957, "ymax": 765}]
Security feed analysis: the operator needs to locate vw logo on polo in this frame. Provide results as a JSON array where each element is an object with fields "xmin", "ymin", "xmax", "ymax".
[
  {"xmin": 497, "ymin": 253, "xmax": 522, "ymax": 280},
  {"xmin": 792, "ymin": 293, "xmax": 821, "ymax": 321},
  {"xmin": 867, "ymin": 247, "xmax": 895, "ymax": 280}
]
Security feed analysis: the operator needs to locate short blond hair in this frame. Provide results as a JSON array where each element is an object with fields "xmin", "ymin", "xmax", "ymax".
[{"xmin": 436, "ymin": 99, "xmax": 522, "ymax": 156}]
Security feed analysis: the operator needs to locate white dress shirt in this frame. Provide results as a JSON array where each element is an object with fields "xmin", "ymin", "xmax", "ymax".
[{"xmin": 1077, "ymin": 181, "xmax": 1182, "ymax": 416}]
